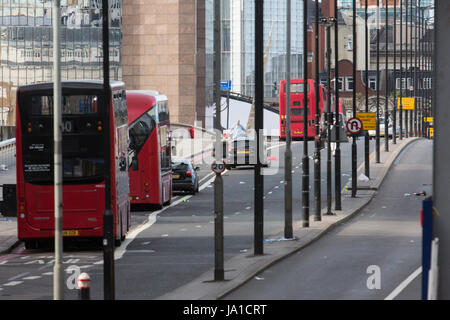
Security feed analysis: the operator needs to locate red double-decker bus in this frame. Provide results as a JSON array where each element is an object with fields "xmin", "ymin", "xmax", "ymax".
[
  {"xmin": 127, "ymin": 91, "xmax": 172, "ymax": 209},
  {"xmin": 16, "ymin": 81, "xmax": 130, "ymax": 249},
  {"xmin": 279, "ymin": 79, "xmax": 327, "ymax": 140}
]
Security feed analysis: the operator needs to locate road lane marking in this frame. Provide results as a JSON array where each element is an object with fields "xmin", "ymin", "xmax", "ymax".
[
  {"xmin": 384, "ymin": 266, "xmax": 422, "ymax": 300},
  {"xmin": 8, "ymin": 272, "xmax": 29, "ymax": 281},
  {"xmin": 22, "ymin": 276, "xmax": 42, "ymax": 280},
  {"xmin": 3, "ymin": 281, "xmax": 23, "ymax": 287}
]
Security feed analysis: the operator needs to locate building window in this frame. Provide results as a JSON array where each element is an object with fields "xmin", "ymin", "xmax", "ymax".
[
  {"xmin": 368, "ymin": 76, "xmax": 377, "ymax": 90},
  {"xmin": 346, "ymin": 76, "xmax": 354, "ymax": 91},
  {"xmin": 347, "ymin": 35, "xmax": 353, "ymax": 51},
  {"xmin": 336, "ymin": 77, "xmax": 344, "ymax": 92},
  {"xmin": 396, "ymin": 78, "xmax": 407, "ymax": 90}
]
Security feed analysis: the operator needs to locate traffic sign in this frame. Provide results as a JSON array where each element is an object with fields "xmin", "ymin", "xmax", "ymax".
[
  {"xmin": 346, "ymin": 117, "xmax": 363, "ymax": 135},
  {"xmin": 221, "ymin": 80, "xmax": 232, "ymax": 91},
  {"xmin": 356, "ymin": 112, "xmax": 377, "ymax": 131},
  {"xmin": 211, "ymin": 160, "xmax": 226, "ymax": 174},
  {"xmin": 398, "ymin": 97, "xmax": 415, "ymax": 110}
]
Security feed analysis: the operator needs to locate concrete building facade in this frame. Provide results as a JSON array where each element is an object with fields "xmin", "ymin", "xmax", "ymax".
[{"xmin": 122, "ymin": 0, "xmax": 205, "ymax": 126}]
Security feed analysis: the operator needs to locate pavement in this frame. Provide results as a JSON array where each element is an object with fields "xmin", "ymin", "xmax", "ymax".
[{"xmin": 0, "ymin": 136, "xmax": 422, "ymax": 299}]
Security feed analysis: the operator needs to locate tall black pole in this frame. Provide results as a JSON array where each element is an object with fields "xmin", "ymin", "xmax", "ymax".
[
  {"xmin": 418, "ymin": 4, "xmax": 421, "ymax": 137},
  {"xmin": 325, "ymin": 22, "xmax": 334, "ymax": 216},
  {"xmin": 376, "ymin": 0, "xmax": 381, "ymax": 163},
  {"xmin": 314, "ymin": 0, "xmax": 321, "ymax": 221},
  {"xmin": 285, "ymin": 0, "xmax": 293, "ymax": 239},
  {"xmin": 405, "ymin": 0, "xmax": 409, "ymax": 139},
  {"xmin": 302, "ymin": 0, "xmax": 310, "ymax": 227},
  {"xmin": 254, "ymin": 0, "xmax": 264, "ymax": 255},
  {"xmin": 334, "ymin": 0, "xmax": 342, "ymax": 211},
  {"xmin": 408, "ymin": 0, "xmax": 414, "ymax": 137},
  {"xmin": 102, "ymin": 0, "xmax": 115, "ymax": 300},
  {"xmin": 213, "ymin": 0, "xmax": 224, "ymax": 281},
  {"xmin": 385, "ymin": 0, "xmax": 389, "ymax": 152},
  {"xmin": 414, "ymin": 0, "xmax": 418, "ymax": 137},
  {"xmin": 400, "ymin": 0, "xmax": 404, "ymax": 140},
  {"xmin": 364, "ymin": 0, "xmax": 370, "ymax": 178},
  {"xmin": 351, "ymin": 0, "xmax": 357, "ymax": 198},
  {"xmin": 393, "ymin": 0, "xmax": 397, "ymax": 145}
]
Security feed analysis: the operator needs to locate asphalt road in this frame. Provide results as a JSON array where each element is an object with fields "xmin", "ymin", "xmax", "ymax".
[
  {"xmin": 223, "ymin": 139, "xmax": 431, "ymax": 300},
  {"xmin": 0, "ymin": 138, "xmax": 377, "ymax": 299}
]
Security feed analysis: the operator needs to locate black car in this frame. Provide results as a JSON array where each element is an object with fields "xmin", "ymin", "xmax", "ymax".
[{"xmin": 171, "ymin": 158, "xmax": 200, "ymax": 195}]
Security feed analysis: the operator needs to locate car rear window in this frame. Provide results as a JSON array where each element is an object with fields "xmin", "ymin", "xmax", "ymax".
[{"xmin": 172, "ymin": 162, "xmax": 189, "ymax": 170}]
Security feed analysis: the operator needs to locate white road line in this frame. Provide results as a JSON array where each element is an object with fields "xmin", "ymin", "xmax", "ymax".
[
  {"xmin": 385, "ymin": 267, "xmax": 422, "ymax": 300},
  {"xmin": 8, "ymin": 272, "xmax": 29, "ymax": 281},
  {"xmin": 3, "ymin": 281, "xmax": 23, "ymax": 287},
  {"xmin": 22, "ymin": 276, "xmax": 42, "ymax": 280}
]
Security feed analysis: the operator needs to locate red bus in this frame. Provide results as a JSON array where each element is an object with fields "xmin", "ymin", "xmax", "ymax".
[
  {"xmin": 16, "ymin": 81, "xmax": 130, "ymax": 249},
  {"xmin": 127, "ymin": 91, "xmax": 172, "ymax": 208},
  {"xmin": 279, "ymin": 79, "xmax": 327, "ymax": 140}
]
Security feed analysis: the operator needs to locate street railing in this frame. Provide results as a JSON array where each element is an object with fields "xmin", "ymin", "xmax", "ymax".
[{"xmin": 0, "ymin": 138, "xmax": 16, "ymax": 171}]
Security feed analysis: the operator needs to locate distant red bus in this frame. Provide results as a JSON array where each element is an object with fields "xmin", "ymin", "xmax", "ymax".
[
  {"xmin": 127, "ymin": 91, "xmax": 172, "ymax": 208},
  {"xmin": 279, "ymin": 79, "xmax": 327, "ymax": 140},
  {"xmin": 16, "ymin": 81, "xmax": 130, "ymax": 249}
]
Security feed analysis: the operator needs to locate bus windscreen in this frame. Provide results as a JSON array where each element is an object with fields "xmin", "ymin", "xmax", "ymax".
[{"xmin": 20, "ymin": 94, "xmax": 105, "ymax": 185}]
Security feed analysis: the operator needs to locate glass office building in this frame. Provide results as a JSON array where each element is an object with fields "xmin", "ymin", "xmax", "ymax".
[
  {"xmin": 206, "ymin": 0, "xmax": 305, "ymax": 100},
  {"xmin": 0, "ymin": 0, "xmax": 122, "ymax": 129}
]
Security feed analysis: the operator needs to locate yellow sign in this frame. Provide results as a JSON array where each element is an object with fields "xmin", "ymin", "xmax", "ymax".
[
  {"xmin": 398, "ymin": 97, "xmax": 415, "ymax": 110},
  {"xmin": 428, "ymin": 128, "xmax": 434, "ymax": 137},
  {"xmin": 425, "ymin": 117, "xmax": 434, "ymax": 123},
  {"xmin": 356, "ymin": 113, "xmax": 377, "ymax": 131}
]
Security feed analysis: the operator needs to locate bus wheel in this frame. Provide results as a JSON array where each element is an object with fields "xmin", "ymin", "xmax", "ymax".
[
  {"xmin": 24, "ymin": 240, "xmax": 38, "ymax": 250},
  {"xmin": 114, "ymin": 238, "xmax": 122, "ymax": 247}
]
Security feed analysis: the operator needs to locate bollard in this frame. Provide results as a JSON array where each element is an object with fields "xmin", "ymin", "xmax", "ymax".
[{"xmin": 77, "ymin": 273, "xmax": 91, "ymax": 300}]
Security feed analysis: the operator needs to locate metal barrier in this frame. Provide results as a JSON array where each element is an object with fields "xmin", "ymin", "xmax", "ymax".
[{"xmin": 0, "ymin": 138, "xmax": 16, "ymax": 171}]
